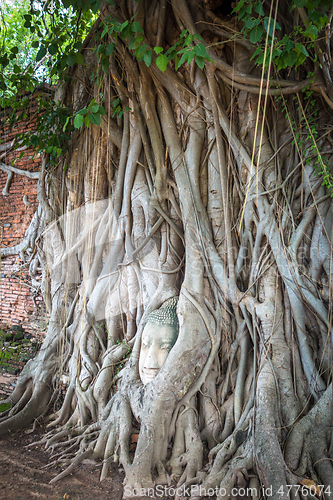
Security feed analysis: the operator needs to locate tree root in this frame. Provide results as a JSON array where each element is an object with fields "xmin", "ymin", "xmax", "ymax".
[
  {"xmin": 285, "ymin": 384, "xmax": 333, "ymax": 488},
  {"xmin": 0, "ymin": 381, "xmax": 51, "ymax": 435}
]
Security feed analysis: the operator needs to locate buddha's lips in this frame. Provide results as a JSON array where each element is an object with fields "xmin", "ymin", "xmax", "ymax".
[{"xmin": 141, "ymin": 369, "xmax": 159, "ymax": 380}]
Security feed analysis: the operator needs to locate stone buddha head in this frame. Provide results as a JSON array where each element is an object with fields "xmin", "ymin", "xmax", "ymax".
[{"xmin": 139, "ymin": 297, "xmax": 179, "ymax": 385}]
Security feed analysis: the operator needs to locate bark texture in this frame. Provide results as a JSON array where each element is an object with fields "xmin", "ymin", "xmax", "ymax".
[{"xmin": 1, "ymin": 1, "xmax": 333, "ymax": 499}]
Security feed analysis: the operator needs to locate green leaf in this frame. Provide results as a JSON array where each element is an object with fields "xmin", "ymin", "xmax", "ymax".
[
  {"xmin": 31, "ymin": 41, "xmax": 39, "ymax": 49},
  {"xmin": 255, "ymin": 53, "xmax": 265, "ymax": 65},
  {"xmin": 263, "ymin": 17, "xmax": 277, "ymax": 37},
  {"xmin": 0, "ymin": 403, "xmax": 11, "ymax": 413},
  {"xmin": 129, "ymin": 37, "xmax": 136, "ymax": 51},
  {"xmin": 272, "ymin": 48, "xmax": 282, "ymax": 59},
  {"xmin": 48, "ymin": 43, "xmax": 58, "ymax": 55},
  {"xmin": 284, "ymin": 50, "xmax": 298, "ymax": 67},
  {"xmin": 113, "ymin": 22, "xmax": 122, "ymax": 33},
  {"xmin": 156, "ymin": 54, "xmax": 169, "ymax": 72},
  {"xmin": 90, "ymin": 103, "xmax": 99, "ymax": 113},
  {"xmin": 10, "ymin": 46, "xmax": 19, "ymax": 55},
  {"xmin": 187, "ymin": 50, "xmax": 195, "ymax": 64},
  {"xmin": 239, "ymin": 3, "xmax": 252, "ymax": 20},
  {"xmin": 154, "ymin": 47, "xmax": 163, "ymax": 54},
  {"xmin": 101, "ymin": 59, "xmax": 110, "ymax": 73},
  {"xmin": 295, "ymin": 43, "xmax": 309, "ymax": 57},
  {"xmin": 232, "ymin": 0, "xmax": 245, "ymax": 12},
  {"xmin": 293, "ymin": 0, "xmax": 308, "ymax": 6},
  {"xmin": 136, "ymin": 43, "xmax": 147, "ymax": 57},
  {"xmin": 303, "ymin": 24, "xmax": 318, "ymax": 40},
  {"xmin": 309, "ymin": 12, "xmax": 328, "ymax": 29},
  {"xmin": 245, "ymin": 17, "xmax": 260, "ymax": 29},
  {"xmin": 74, "ymin": 114, "xmax": 84, "ymax": 128},
  {"xmin": 105, "ymin": 43, "xmax": 114, "ymax": 56},
  {"xmin": 112, "ymin": 105, "xmax": 121, "ymax": 118},
  {"xmin": 131, "ymin": 21, "xmax": 144, "ymax": 34},
  {"xmin": 75, "ymin": 53, "xmax": 84, "ymax": 64},
  {"xmin": 88, "ymin": 113, "xmax": 101, "ymax": 126},
  {"xmin": 194, "ymin": 43, "xmax": 208, "ymax": 58},
  {"xmin": 195, "ymin": 55, "xmax": 205, "ymax": 69},
  {"xmin": 143, "ymin": 49, "xmax": 152, "ymax": 67},
  {"xmin": 121, "ymin": 20, "xmax": 129, "ymax": 30},
  {"xmin": 295, "ymin": 53, "xmax": 307, "ymax": 67},
  {"xmin": 178, "ymin": 51, "xmax": 188, "ymax": 67},
  {"xmin": 99, "ymin": 105, "xmax": 106, "ymax": 115},
  {"xmin": 184, "ymin": 34, "xmax": 193, "ymax": 46},
  {"xmin": 133, "ymin": 35, "xmax": 144, "ymax": 49},
  {"xmin": 101, "ymin": 26, "xmax": 109, "ymax": 38},
  {"xmin": 275, "ymin": 55, "xmax": 287, "ymax": 70},
  {"xmin": 254, "ymin": 1, "xmax": 264, "ymax": 16},
  {"xmin": 91, "ymin": 0, "xmax": 101, "ymax": 13},
  {"xmin": 62, "ymin": 116, "xmax": 70, "ymax": 132},
  {"xmin": 36, "ymin": 46, "xmax": 47, "ymax": 62},
  {"xmin": 249, "ymin": 24, "xmax": 263, "ymax": 44},
  {"xmin": 0, "ymin": 55, "xmax": 9, "ymax": 67},
  {"xmin": 66, "ymin": 54, "xmax": 77, "ymax": 66},
  {"xmin": 285, "ymin": 38, "xmax": 294, "ymax": 51}
]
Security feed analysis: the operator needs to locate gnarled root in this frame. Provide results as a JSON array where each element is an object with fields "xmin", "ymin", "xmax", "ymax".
[
  {"xmin": 168, "ymin": 400, "xmax": 203, "ymax": 487},
  {"xmin": 285, "ymin": 384, "xmax": 333, "ymax": 488},
  {"xmin": 0, "ymin": 380, "xmax": 51, "ymax": 435},
  {"xmin": 0, "ymin": 351, "xmax": 56, "ymax": 434}
]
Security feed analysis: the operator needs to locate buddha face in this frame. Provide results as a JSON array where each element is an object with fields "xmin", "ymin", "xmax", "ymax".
[{"xmin": 139, "ymin": 323, "xmax": 178, "ymax": 385}]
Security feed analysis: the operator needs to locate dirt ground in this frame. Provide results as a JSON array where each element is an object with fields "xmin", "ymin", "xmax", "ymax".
[
  {"xmin": 0, "ymin": 374, "xmax": 214, "ymax": 500},
  {"xmin": 0, "ymin": 424, "xmax": 125, "ymax": 500},
  {"xmin": 0, "ymin": 371, "xmax": 126, "ymax": 500}
]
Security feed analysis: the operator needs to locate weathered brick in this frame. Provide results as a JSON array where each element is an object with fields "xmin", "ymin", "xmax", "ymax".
[{"xmin": 0, "ymin": 91, "xmax": 49, "ymax": 336}]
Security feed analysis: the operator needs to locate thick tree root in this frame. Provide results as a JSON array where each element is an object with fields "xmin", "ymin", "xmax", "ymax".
[{"xmin": 0, "ymin": 381, "xmax": 51, "ymax": 435}]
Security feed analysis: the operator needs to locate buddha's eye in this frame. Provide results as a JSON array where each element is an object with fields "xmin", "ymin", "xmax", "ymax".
[{"xmin": 161, "ymin": 344, "xmax": 171, "ymax": 350}]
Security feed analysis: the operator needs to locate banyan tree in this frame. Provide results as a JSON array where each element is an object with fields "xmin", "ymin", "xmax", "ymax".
[{"xmin": 1, "ymin": 0, "xmax": 333, "ymax": 498}]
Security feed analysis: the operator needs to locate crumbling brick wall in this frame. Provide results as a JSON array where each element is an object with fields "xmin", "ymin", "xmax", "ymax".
[{"xmin": 0, "ymin": 92, "xmax": 47, "ymax": 336}]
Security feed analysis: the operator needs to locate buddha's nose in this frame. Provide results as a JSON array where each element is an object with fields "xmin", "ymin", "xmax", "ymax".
[{"xmin": 145, "ymin": 343, "xmax": 160, "ymax": 370}]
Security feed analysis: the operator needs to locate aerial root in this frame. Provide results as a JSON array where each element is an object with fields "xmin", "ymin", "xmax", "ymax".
[
  {"xmin": 49, "ymin": 447, "xmax": 94, "ymax": 484},
  {"xmin": 0, "ymin": 381, "xmax": 33, "ymax": 423},
  {"xmin": 100, "ymin": 455, "xmax": 113, "ymax": 482},
  {"xmin": 285, "ymin": 384, "xmax": 332, "ymax": 487},
  {"xmin": 46, "ymin": 384, "xmax": 75, "ymax": 428},
  {"xmin": 168, "ymin": 407, "xmax": 203, "ymax": 488},
  {"xmin": 100, "ymin": 428, "xmax": 116, "ymax": 481},
  {"xmin": 188, "ymin": 438, "xmax": 254, "ymax": 500},
  {"xmin": 0, "ymin": 381, "xmax": 51, "ymax": 435}
]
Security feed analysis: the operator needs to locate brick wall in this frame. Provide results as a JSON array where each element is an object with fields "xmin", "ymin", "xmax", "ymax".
[{"xmin": 0, "ymin": 92, "xmax": 47, "ymax": 336}]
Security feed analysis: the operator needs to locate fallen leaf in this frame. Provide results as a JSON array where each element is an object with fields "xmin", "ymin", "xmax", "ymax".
[{"xmin": 300, "ymin": 479, "xmax": 321, "ymax": 497}]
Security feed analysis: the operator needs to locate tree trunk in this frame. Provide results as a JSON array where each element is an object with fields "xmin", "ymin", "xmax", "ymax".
[{"xmin": 1, "ymin": 1, "xmax": 333, "ymax": 499}]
